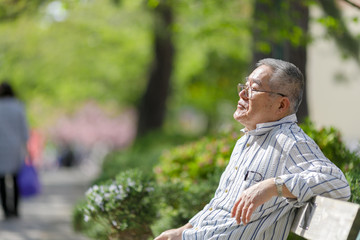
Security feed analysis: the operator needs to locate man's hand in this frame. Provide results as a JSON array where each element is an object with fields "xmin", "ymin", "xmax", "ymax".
[
  {"xmin": 154, "ymin": 223, "xmax": 192, "ymax": 240},
  {"xmin": 231, "ymin": 178, "xmax": 277, "ymax": 225}
]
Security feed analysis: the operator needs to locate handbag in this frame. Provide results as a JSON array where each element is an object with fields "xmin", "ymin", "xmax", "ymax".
[{"xmin": 17, "ymin": 162, "xmax": 41, "ymax": 197}]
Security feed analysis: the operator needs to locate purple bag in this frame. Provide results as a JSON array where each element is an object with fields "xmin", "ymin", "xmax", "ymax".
[{"xmin": 17, "ymin": 163, "xmax": 41, "ymax": 197}]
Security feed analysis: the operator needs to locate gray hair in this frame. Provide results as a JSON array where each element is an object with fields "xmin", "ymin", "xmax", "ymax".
[{"xmin": 256, "ymin": 58, "xmax": 304, "ymax": 113}]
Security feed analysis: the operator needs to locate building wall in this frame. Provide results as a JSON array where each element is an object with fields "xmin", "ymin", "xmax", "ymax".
[{"xmin": 307, "ymin": 5, "xmax": 360, "ymax": 150}]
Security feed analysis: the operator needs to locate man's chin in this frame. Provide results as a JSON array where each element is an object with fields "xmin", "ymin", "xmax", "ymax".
[{"xmin": 233, "ymin": 110, "xmax": 244, "ymax": 122}]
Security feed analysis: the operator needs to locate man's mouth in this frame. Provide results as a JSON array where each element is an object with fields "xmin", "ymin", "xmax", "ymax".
[{"xmin": 237, "ymin": 101, "xmax": 247, "ymax": 110}]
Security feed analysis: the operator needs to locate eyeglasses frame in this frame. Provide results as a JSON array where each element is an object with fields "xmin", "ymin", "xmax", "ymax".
[{"xmin": 237, "ymin": 78, "xmax": 287, "ymax": 98}]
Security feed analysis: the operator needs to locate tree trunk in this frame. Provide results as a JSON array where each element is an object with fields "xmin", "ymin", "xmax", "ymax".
[
  {"xmin": 287, "ymin": 1, "xmax": 309, "ymax": 123},
  {"xmin": 251, "ymin": 0, "xmax": 309, "ymax": 123},
  {"xmin": 137, "ymin": 3, "xmax": 174, "ymax": 137}
]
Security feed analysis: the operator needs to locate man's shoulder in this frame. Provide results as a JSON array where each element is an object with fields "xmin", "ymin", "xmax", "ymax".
[{"xmin": 274, "ymin": 123, "xmax": 316, "ymax": 147}]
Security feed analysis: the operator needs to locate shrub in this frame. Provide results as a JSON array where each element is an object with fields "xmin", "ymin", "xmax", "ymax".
[
  {"xmin": 345, "ymin": 160, "xmax": 360, "ymax": 204},
  {"xmin": 153, "ymin": 131, "xmax": 239, "ymax": 233},
  {"xmin": 96, "ymin": 131, "xmax": 197, "ymax": 184},
  {"xmin": 155, "ymin": 131, "xmax": 239, "ymax": 188},
  {"xmin": 152, "ymin": 168, "xmax": 223, "ymax": 236},
  {"xmin": 76, "ymin": 169, "xmax": 158, "ymax": 240},
  {"xmin": 299, "ymin": 118, "xmax": 357, "ymax": 169}
]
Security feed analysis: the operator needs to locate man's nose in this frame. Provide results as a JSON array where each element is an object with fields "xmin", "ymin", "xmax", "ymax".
[{"xmin": 239, "ymin": 88, "xmax": 248, "ymax": 99}]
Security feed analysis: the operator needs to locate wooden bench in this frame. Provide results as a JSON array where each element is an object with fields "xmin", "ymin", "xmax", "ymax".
[{"xmin": 291, "ymin": 196, "xmax": 360, "ymax": 240}]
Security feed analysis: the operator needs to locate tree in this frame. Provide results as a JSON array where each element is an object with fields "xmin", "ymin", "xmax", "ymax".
[
  {"xmin": 0, "ymin": 0, "xmax": 45, "ymax": 21},
  {"xmin": 136, "ymin": 0, "xmax": 250, "ymax": 136},
  {"xmin": 137, "ymin": 1, "xmax": 174, "ymax": 137},
  {"xmin": 1, "ymin": 0, "xmax": 358, "ymax": 136},
  {"xmin": 0, "ymin": 0, "xmax": 152, "ymax": 127},
  {"xmin": 317, "ymin": 0, "xmax": 360, "ymax": 63},
  {"xmin": 251, "ymin": 0, "xmax": 360, "ymax": 123},
  {"xmin": 251, "ymin": 0, "xmax": 309, "ymax": 123}
]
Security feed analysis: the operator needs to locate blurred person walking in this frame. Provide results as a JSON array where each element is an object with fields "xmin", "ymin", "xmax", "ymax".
[{"xmin": 0, "ymin": 82, "xmax": 29, "ymax": 219}]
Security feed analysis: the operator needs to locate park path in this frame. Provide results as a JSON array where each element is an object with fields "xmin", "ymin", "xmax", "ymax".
[{"xmin": 0, "ymin": 166, "xmax": 98, "ymax": 240}]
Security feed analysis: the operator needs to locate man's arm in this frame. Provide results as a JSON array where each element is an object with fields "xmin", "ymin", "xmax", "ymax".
[
  {"xmin": 231, "ymin": 178, "xmax": 296, "ymax": 225},
  {"xmin": 281, "ymin": 141, "xmax": 350, "ymax": 204},
  {"xmin": 154, "ymin": 223, "xmax": 193, "ymax": 240},
  {"xmin": 232, "ymin": 140, "xmax": 351, "ymax": 225}
]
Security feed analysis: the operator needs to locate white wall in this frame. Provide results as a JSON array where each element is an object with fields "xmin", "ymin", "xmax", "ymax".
[{"xmin": 307, "ymin": 5, "xmax": 360, "ymax": 150}]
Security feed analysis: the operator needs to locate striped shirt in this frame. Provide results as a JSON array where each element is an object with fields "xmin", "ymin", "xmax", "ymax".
[{"xmin": 183, "ymin": 114, "xmax": 350, "ymax": 240}]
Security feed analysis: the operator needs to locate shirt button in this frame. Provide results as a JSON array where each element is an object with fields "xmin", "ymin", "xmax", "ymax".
[
  {"xmin": 209, "ymin": 207, "xmax": 213, "ymax": 211},
  {"xmin": 246, "ymin": 143, "xmax": 250, "ymax": 147},
  {"xmin": 225, "ymin": 189, "xmax": 228, "ymax": 193},
  {"xmin": 235, "ymin": 166, "xmax": 238, "ymax": 170}
]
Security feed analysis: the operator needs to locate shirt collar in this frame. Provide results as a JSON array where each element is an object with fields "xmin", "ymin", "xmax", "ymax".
[{"xmin": 241, "ymin": 114, "xmax": 297, "ymax": 136}]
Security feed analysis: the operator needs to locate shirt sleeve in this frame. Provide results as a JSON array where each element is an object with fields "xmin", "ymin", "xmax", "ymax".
[{"xmin": 280, "ymin": 140, "xmax": 351, "ymax": 207}]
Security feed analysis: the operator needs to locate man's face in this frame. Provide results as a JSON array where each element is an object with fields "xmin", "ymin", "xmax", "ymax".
[{"xmin": 233, "ymin": 65, "xmax": 281, "ymax": 130}]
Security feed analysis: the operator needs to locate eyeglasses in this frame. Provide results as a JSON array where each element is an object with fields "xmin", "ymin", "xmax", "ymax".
[
  {"xmin": 244, "ymin": 170, "xmax": 263, "ymax": 182},
  {"xmin": 237, "ymin": 82, "xmax": 287, "ymax": 98}
]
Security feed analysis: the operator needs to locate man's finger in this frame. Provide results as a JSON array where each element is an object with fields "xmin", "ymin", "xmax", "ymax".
[
  {"xmin": 231, "ymin": 199, "xmax": 240, "ymax": 217},
  {"xmin": 235, "ymin": 200, "xmax": 245, "ymax": 224},
  {"xmin": 245, "ymin": 203, "xmax": 255, "ymax": 224},
  {"xmin": 241, "ymin": 202, "xmax": 250, "ymax": 225}
]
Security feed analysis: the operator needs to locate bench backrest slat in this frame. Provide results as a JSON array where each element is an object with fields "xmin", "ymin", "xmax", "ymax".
[{"xmin": 291, "ymin": 196, "xmax": 360, "ymax": 240}]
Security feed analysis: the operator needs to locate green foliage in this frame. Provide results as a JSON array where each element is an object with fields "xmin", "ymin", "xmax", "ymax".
[
  {"xmin": 98, "ymin": 147, "xmax": 161, "ymax": 185},
  {"xmin": 152, "ymin": 170, "xmax": 222, "ymax": 235},
  {"xmin": 299, "ymin": 118, "xmax": 359, "ymax": 170},
  {"xmin": 155, "ymin": 130, "xmax": 239, "ymax": 188},
  {"xmin": 153, "ymin": 130, "xmax": 240, "ymax": 233},
  {"xmin": 73, "ymin": 201, "xmax": 109, "ymax": 240},
  {"xmin": 316, "ymin": 0, "xmax": 360, "ymax": 62},
  {"xmin": 0, "ymin": 0, "xmax": 43, "ymax": 21},
  {"xmin": 169, "ymin": 0, "xmax": 251, "ymax": 129},
  {"xmin": 287, "ymin": 232, "xmax": 306, "ymax": 240},
  {"xmin": 180, "ymin": 51, "xmax": 248, "ymax": 126},
  {"xmin": 0, "ymin": 0, "xmax": 152, "ymax": 126},
  {"xmin": 97, "ymin": 131, "xmax": 197, "ymax": 184},
  {"xmin": 0, "ymin": 0, "xmax": 254, "ymax": 133},
  {"xmin": 345, "ymin": 166, "xmax": 360, "ymax": 204},
  {"xmin": 252, "ymin": 0, "xmax": 310, "ymax": 53},
  {"xmin": 77, "ymin": 131, "xmax": 199, "ymax": 237},
  {"xmin": 75, "ymin": 169, "xmax": 158, "ymax": 240}
]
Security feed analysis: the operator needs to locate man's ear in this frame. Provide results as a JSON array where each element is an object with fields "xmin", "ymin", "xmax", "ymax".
[{"xmin": 277, "ymin": 97, "xmax": 291, "ymax": 114}]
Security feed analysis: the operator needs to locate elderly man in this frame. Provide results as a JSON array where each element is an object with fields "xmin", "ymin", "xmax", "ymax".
[{"xmin": 155, "ymin": 58, "xmax": 350, "ymax": 240}]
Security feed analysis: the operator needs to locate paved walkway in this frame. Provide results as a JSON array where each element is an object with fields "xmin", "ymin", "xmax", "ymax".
[{"xmin": 0, "ymin": 166, "xmax": 98, "ymax": 240}]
